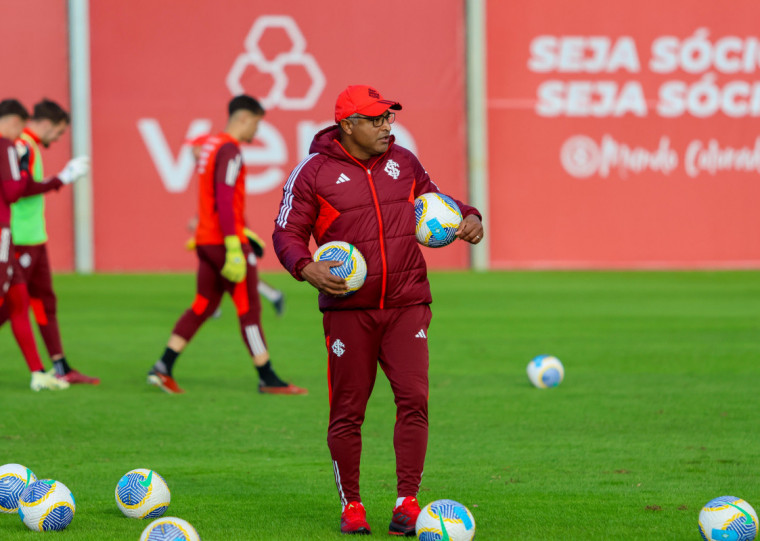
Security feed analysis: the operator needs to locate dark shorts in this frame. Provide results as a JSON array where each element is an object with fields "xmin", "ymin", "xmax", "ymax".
[{"xmin": 12, "ymin": 243, "xmax": 52, "ymax": 296}]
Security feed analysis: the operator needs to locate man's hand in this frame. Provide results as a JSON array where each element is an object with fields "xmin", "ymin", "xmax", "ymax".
[
  {"xmin": 15, "ymin": 142, "xmax": 30, "ymax": 173},
  {"xmin": 301, "ymin": 261, "xmax": 350, "ymax": 296},
  {"xmin": 221, "ymin": 235, "xmax": 246, "ymax": 283},
  {"xmin": 455, "ymin": 214, "xmax": 484, "ymax": 244},
  {"xmin": 58, "ymin": 156, "xmax": 90, "ymax": 184}
]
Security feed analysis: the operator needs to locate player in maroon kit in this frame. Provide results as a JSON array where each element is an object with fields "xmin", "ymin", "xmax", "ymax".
[
  {"xmin": 273, "ymin": 85, "xmax": 484, "ymax": 535},
  {"xmin": 147, "ymin": 95, "xmax": 306, "ymax": 396},
  {"xmin": 0, "ymin": 99, "xmax": 100, "ymax": 384},
  {"xmin": 0, "ymin": 99, "xmax": 90, "ymax": 391}
]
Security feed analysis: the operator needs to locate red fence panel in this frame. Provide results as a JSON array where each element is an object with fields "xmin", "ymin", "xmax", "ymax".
[
  {"xmin": 1, "ymin": 0, "xmax": 73, "ymax": 270},
  {"xmin": 90, "ymin": 1, "xmax": 468, "ymax": 271},
  {"xmin": 487, "ymin": 0, "xmax": 760, "ymax": 268}
]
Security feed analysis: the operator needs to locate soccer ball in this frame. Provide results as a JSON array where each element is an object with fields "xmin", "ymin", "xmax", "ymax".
[
  {"xmin": 313, "ymin": 241, "xmax": 367, "ymax": 295},
  {"xmin": 414, "ymin": 192, "xmax": 462, "ymax": 247},
  {"xmin": 139, "ymin": 516, "xmax": 201, "ymax": 541},
  {"xmin": 0, "ymin": 463, "xmax": 37, "ymax": 513},
  {"xmin": 115, "ymin": 468, "xmax": 170, "ymax": 519},
  {"xmin": 699, "ymin": 496, "xmax": 758, "ymax": 541},
  {"xmin": 18, "ymin": 479, "xmax": 75, "ymax": 531},
  {"xmin": 416, "ymin": 499, "xmax": 476, "ymax": 541},
  {"xmin": 527, "ymin": 355, "xmax": 564, "ymax": 388}
]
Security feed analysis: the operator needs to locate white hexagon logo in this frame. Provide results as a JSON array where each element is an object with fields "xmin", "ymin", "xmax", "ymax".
[{"xmin": 226, "ymin": 15, "xmax": 325, "ymax": 111}]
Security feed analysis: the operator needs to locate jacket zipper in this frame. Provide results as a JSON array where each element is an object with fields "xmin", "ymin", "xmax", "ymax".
[
  {"xmin": 364, "ymin": 168, "xmax": 387, "ymax": 309},
  {"xmin": 335, "ymin": 141, "xmax": 390, "ymax": 309}
]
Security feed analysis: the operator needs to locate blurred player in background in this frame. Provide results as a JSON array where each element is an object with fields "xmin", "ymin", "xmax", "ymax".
[
  {"xmin": 0, "ymin": 99, "xmax": 90, "ymax": 391},
  {"xmin": 147, "ymin": 95, "xmax": 306, "ymax": 395},
  {"xmin": 0, "ymin": 99, "xmax": 99, "ymax": 384},
  {"xmin": 273, "ymin": 85, "xmax": 484, "ymax": 535},
  {"xmin": 185, "ymin": 210, "xmax": 286, "ymax": 317}
]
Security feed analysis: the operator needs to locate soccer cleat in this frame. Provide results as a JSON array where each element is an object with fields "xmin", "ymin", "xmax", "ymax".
[
  {"xmin": 258, "ymin": 380, "xmax": 308, "ymax": 395},
  {"xmin": 389, "ymin": 496, "xmax": 421, "ymax": 536},
  {"xmin": 30, "ymin": 371, "xmax": 70, "ymax": 391},
  {"xmin": 57, "ymin": 369, "xmax": 100, "ymax": 385},
  {"xmin": 272, "ymin": 292, "xmax": 286, "ymax": 317},
  {"xmin": 147, "ymin": 369, "xmax": 184, "ymax": 394},
  {"xmin": 341, "ymin": 501, "xmax": 371, "ymax": 535}
]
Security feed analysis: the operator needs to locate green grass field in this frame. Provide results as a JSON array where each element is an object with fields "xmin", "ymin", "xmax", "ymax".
[{"xmin": 1, "ymin": 271, "xmax": 759, "ymax": 540}]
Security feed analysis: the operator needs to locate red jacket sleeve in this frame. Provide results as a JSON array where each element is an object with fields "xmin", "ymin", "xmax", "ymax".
[
  {"xmin": 407, "ymin": 150, "xmax": 482, "ymax": 221},
  {"xmin": 214, "ymin": 142, "xmax": 241, "ymax": 238},
  {"xmin": 22, "ymin": 176, "xmax": 63, "ymax": 196},
  {"xmin": 272, "ymin": 154, "xmax": 321, "ymax": 280},
  {"xmin": 0, "ymin": 139, "xmax": 62, "ymax": 205}
]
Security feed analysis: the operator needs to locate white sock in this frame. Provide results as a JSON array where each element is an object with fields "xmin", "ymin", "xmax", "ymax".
[
  {"xmin": 396, "ymin": 496, "xmax": 407, "ymax": 507},
  {"xmin": 257, "ymin": 281, "xmax": 281, "ymax": 303}
]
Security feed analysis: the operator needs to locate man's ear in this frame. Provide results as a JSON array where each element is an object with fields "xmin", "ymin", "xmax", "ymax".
[{"xmin": 339, "ymin": 119, "xmax": 353, "ymax": 136}]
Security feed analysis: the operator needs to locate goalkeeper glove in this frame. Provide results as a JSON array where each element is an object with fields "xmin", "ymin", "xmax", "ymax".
[
  {"xmin": 221, "ymin": 235, "xmax": 246, "ymax": 283},
  {"xmin": 244, "ymin": 227, "xmax": 265, "ymax": 257},
  {"xmin": 58, "ymin": 156, "xmax": 90, "ymax": 184}
]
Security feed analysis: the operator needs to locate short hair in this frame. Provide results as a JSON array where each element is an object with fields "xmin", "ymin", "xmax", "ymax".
[
  {"xmin": 0, "ymin": 99, "xmax": 30, "ymax": 120},
  {"xmin": 32, "ymin": 99, "xmax": 70, "ymax": 124},
  {"xmin": 228, "ymin": 95, "xmax": 265, "ymax": 117}
]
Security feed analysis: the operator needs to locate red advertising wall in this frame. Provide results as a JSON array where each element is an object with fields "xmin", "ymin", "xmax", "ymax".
[
  {"xmin": 0, "ymin": 0, "xmax": 74, "ymax": 270},
  {"xmin": 89, "ymin": 0, "xmax": 469, "ymax": 271},
  {"xmin": 488, "ymin": 0, "xmax": 760, "ymax": 268}
]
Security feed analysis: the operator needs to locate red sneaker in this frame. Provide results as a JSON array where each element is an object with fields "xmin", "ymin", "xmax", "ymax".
[
  {"xmin": 57, "ymin": 369, "xmax": 100, "ymax": 385},
  {"xmin": 147, "ymin": 369, "xmax": 184, "ymax": 394},
  {"xmin": 389, "ymin": 496, "xmax": 421, "ymax": 536},
  {"xmin": 341, "ymin": 501, "xmax": 371, "ymax": 535},
  {"xmin": 258, "ymin": 382, "xmax": 308, "ymax": 395}
]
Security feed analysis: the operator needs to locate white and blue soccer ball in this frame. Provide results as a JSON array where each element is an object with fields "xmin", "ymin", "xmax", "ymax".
[
  {"xmin": 313, "ymin": 241, "xmax": 367, "ymax": 295},
  {"xmin": 18, "ymin": 479, "xmax": 75, "ymax": 532},
  {"xmin": 0, "ymin": 463, "xmax": 37, "ymax": 513},
  {"xmin": 115, "ymin": 468, "xmax": 170, "ymax": 519},
  {"xmin": 416, "ymin": 499, "xmax": 476, "ymax": 541},
  {"xmin": 527, "ymin": 355, "xmax": 564, "ymax": 388},
  {"xmin": 415, "ymin": 192, "xmax": 462, "ymax": 248},
  {"xmin": 699, "ymin": 496, "xmax": 758, "ymax": 541},
  {"xmin": 139, "ymin": 516, "xmax": 201, "ymax": 541}
]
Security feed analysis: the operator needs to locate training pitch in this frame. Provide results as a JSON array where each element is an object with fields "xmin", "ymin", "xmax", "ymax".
[{"xmin": 1, "ymin": 270, "xmax": 759, "ymax": 540}]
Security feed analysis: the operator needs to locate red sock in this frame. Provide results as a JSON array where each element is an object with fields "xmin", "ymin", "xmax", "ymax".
[{"xmin": 7, "ymin": 284, "xmax": 44, "ymax": 372}]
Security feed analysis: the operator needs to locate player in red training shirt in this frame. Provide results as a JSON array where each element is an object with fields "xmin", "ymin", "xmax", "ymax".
[
  {"xmin": 147, "ymin": 95, "xmax": 306, "ymax": 395},
  {"xmin": 185, "ymin": 134, "xmax": 286, "ymax": 317},
  {"xmin": 0, "ymin": 99, "xmax": 90, "ymax": 391}
]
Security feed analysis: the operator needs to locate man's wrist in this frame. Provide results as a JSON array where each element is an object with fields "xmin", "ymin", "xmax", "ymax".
[
  {"xmin": 223, "ymin": 235, "xmax": 242, "ymax": 252},
  {"xmin": 294, "ymin": 258, "xmax": 313, "ymax": 281}
]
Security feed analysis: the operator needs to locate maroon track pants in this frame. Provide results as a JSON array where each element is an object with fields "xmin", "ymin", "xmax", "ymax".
[
  {"xmin": 323, "ymin": 304, "xmax": 432, "ymax": 506},
  {"xmin": 0, "ymin": 243, "xmax": 63, "ymax": 357},
  {"xmin": 172, "ymin": 244, "xmax": 266, "ymax": 357},
  {"xmin": 0, "ymin": 233, "xmax": 44, "ymax": 372}
]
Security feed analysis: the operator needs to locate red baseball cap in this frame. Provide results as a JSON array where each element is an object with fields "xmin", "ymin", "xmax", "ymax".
[{"xmin": 334, "ymin": 85, "xmax": 402, "ymax": 123}]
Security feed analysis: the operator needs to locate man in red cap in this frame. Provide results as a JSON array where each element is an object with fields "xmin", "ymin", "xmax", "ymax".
[{"xmin": 273, "ymin": 85, "xmax": 484, "ymax": 535}]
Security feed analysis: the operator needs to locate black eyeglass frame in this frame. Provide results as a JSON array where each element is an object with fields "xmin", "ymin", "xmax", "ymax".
[{"xmin": 348, "ymin": 112, "xmax": 395, "ymax": 127}]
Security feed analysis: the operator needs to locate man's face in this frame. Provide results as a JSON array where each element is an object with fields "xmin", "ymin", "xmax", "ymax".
[
  {"xmin": 239, "ymin": 112, "xmax": 263, "ymax": 144},
  {"xmin": 38, "ymin": 120, "xmax": 69, "ymax": 147},
  {"xmin": 340, "ymin": 111, "xmax": 393, "ymax": 159}
]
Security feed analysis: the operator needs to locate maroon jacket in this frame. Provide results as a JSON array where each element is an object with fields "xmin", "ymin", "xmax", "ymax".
[
  {"xmin": 273, "ymin": 125, "xmax": 481, "ymax": 312},
  {"xmin": 0, "ymin": 137, "xmax": 63, "ymax": 227}
]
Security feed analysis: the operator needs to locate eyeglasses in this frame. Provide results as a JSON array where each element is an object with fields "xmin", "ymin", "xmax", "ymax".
[{"xmin": 349, "ymin": 112, "xmax": 395, "ymax": 127}]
